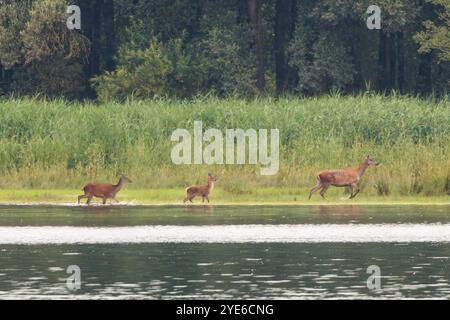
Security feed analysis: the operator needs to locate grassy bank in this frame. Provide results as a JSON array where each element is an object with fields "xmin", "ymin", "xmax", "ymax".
[
  {"xmin": 0, "ymin": 94, "xmax": 448, "ymax": 199},
  {"xmin": 0, "ymin": 189, "xmax": 448, "ymax": 205}
]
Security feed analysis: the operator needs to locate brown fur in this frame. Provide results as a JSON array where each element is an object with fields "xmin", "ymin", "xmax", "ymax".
[
  {"xmin": 183, "ymin": 173, "xmax": 216, "ymax": 203},
  {"xmin": 78, "ymin": 174, "xmax": 132, "ymax": 205},
  {"xmin": 309, "ymin": 155, "xmax": 379, "ymax": 200}
]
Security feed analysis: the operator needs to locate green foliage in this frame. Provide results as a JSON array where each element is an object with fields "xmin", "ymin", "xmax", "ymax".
[
  {"xmin": 288, "ymin": 30, "xmax": 355, "ymax": 94},
  {"xmin": 11, "ymin": 55, "xmax": 86, "ymax": 99},
  {"xmin": 1, "ymin": 0, "xmax": 449, "ymax": 98},
  {"xmin": 93, "ymin": 25, "xmax": 257, "ymax": 101},
  {"xmin": 0, "ymin": 0, "xmax": 89, "ymax": 98},
  {"xmin": 0, "ymin": 0, "xmax": 28, "ymax": 68},
  {"xmin": 414, "ymin": 0, "xmax": 450, "ymax": 63},
  {"xmin": 21, "ymin": 0, "xmax": 89, "ymax": 63},
  {"xmin": 92, "ymin": 38, "xmax": 172, "ymax": 101},
  {"xmin": 287, "ymin": 0, "xmax": 360, "ymax": 94},
  {"xmin": 0, "ymin": 94, "xmax": 447, "ymax": 195},
  {"xmin": 197, "ymin": 26, "xmax": 257, "ymax": 97},
  {"xmin": 354, "ymin": 0, "xmax": 419, "ymax": 33}
]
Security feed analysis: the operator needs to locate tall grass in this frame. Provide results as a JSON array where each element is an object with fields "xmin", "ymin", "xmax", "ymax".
[{"xmin": 0, "ymin": 93, "xmax": 448, "ymax": 196}]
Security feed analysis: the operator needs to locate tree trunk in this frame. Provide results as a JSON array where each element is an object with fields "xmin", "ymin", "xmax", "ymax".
[
  {"xmin": 102, "ymin": 0, "xmax": 115, "ymax": 71},
  {"xmin": 378, "ymin": 32, "xmax": 393, "ymax": 91},
  {"xmin": 0, "ymin": 63, "xmax": 3, "ymax": 91},
  {"xmin": 247, "ymin": 0, "xmax": 265, "ymax": 92},
  {"xmin": 274, "ymin": 0, "xmax": 295, "ymax": 94},
  {"xmin": 416, "ymin": 0, "xmax": 434, "ymax": 94},
  {"xmin": 237, "ymin": 0, "xmax": 248, "ymax": 24},
  {"xmin": 0, "ymin": 63, "xmax": 13, "ymax": 93},
  {"xmin": 395, "ymin": 32, "xmax": 404, "ymax": 92},
  {"xmin": 90, "ymin": 0, "xmax": 102, "ymax": 76}
]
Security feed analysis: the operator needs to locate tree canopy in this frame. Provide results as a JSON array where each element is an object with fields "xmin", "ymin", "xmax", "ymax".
[{"xmin": 0, "ymin": 0, "xmax": 448, "ymax": 100}]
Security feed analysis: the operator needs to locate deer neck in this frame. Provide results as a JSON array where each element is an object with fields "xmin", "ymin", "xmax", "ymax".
[
  {"xmin": 357, "ymin": 161, "xmax": 369, "ymax": 179},
  {"xmin": 114, "ymin": 177, "xmax": 124, "ymax": 192},
  {"xmin": 208, "ymin": 180, "xmax": 214, "ymax": 192}
]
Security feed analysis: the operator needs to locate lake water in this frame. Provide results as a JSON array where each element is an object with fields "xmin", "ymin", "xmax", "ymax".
[{"xmin": 0, "ymin": 204, "xmax": 449, "ymax": 299}]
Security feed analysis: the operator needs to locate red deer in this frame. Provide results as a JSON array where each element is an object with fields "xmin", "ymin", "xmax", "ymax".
[
  {"xmin": 78, "ymin": 174, "xmax": 132, "ymax": 205},
  {"xmin": 183, "ymin": 173, "xmax": 216, "ymax": 203},
  {"xmin": 309, "ymin": 155, "xmax": 379, "ymax": 200}
]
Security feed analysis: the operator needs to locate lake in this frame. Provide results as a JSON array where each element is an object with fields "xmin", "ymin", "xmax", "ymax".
[{"xmin": 0, "ymin": 204, "xmax": 449, "ymax": 299}]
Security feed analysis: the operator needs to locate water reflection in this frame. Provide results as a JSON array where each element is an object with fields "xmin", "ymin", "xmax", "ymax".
[
  {"xmin": 0, "ymin": 204, "xmax": 448, "ymax": 226},
  {"xmin": 1, "ymin": 243, "xmax": 450, "ymax": 299},
  {"xmin": 0, "ymin": 205, "xmax": 449, "ymax": 299},
  {"xmin": 184, "ymin": 205, "xmax": 214, "ymax": 216}
]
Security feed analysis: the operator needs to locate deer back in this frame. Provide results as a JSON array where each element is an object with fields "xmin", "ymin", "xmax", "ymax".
[{"xmin": 83, "ymin": 183, "xmax": 115, "ymax": 196}]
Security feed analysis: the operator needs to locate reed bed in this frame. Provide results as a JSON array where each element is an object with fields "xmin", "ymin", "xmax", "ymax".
[{"xmin": 0, "ymin": 93, "xmax": 448, "ymax": 196}]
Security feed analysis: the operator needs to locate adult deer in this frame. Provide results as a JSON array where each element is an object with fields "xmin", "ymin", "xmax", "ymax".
[
  {"xmin": 308, "ymin": 155, "xmax": 379, "ymax": 200},
  {"xmin": 183, "ymin": 173, "xmax": 216, "ymax": 203},
  {"xmin": 78, "ymin": 173, "xmax": 132, "ymax": 205}
]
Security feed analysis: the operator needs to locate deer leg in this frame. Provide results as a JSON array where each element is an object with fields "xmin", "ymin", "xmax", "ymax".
[
  {"xmin": 349, "ymin": 184, "xmax": 360, "ymax": 199},
  {"xmin": 114, "ymin": 198, "xmax": 120, "ymax": 203},
  {"xmin": 78, "ymin": 195, "xmax": 87, "ymax": 204},
  {"xmin": 184, "ymin": 193, "xmax": 193, "ymax": 203},
  {"xmin": 202, "ymin": 196, "xmax": 205, "ymax": 203},
  {"xmin": 102, "ymin": 197, "xmax": 107, "ymax": 205},
  {"xmin": 86, "ymin": 196, "xmax": 93, "ymax": 205},
  {"xmin": 347, "ymin": 185, "xmax": 353, "ymax": 199},
  {"xmin": 206, "ymin": 196, "xmax": 210, "ymax": 203},
  {"xmin": 319, "ymin": 184, "xmax": 329, "ymax": 199},
  {"xmin": 308, "ymin": 182, "xmax": 322, "ymax": 199}
]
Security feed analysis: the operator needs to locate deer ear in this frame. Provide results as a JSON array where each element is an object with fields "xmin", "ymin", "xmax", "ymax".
[{"xmin": 366, "ymin": 154, "xmax": 370, "ymax": 158}]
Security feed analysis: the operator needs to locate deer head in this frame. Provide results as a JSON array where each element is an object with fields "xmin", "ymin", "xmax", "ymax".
[
  {"xmin": 365, "ymin": 155, "xmax": 380, "ymax": 166},
  {"xmin": 117, "ymin": 173, "xmax": 133, "ymax": 183}
]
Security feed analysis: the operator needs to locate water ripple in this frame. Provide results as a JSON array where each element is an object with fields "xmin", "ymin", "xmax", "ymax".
[{"xmin": 1, "ymin": 224, "xmax": 450, "ymax": 244}]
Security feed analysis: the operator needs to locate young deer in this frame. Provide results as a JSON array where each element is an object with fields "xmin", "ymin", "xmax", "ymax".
[
  {"xmin": 183, "ymin": 173, "xmax": 216, "ymax": 203},
  {"xmin": 78, "ymin": 173, "xmax": 132, "ymax": 205},
  {"xmin": 309, "ymin": 155, "xmax": 379, "ymax": 200}
]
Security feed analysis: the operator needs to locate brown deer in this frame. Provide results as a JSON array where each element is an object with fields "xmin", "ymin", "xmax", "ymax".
[
  {"xmin": 78, "ymin": 174, "xmax": 132, "ymax": 205},
  {"xmin": 183, "ymin": 173, "xmax": 216, "ymax": 203},
  {"xmin": 309, "ymin": 155, "xmax": 379, "ymax": 200}
]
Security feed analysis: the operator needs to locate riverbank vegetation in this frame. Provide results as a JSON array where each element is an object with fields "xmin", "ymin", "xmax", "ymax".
[
  {"xmin": 0, "ymin": 1, "xmax": 449, "ymax": 202},
  {"xmin": 0, "ymin": 94, "xmax": 448, "ymax": 199},
  {"xmin": 0, "ymin": 188, "xmax": 448, "ymax": 205}
]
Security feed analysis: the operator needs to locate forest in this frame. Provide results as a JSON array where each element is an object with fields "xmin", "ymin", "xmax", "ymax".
[
  {"xmin": 0, "ymin": 1, "xmax": 448, "ymax": 201},
  {"xmin": 0, "ymin": 0, "xmax": 449, "ymax": 99}
]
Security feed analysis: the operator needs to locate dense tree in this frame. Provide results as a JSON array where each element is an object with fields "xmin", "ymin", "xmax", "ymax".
[
  {"xmin": 274, "ymin": 0, "xmax": 296, "ymax": 94},
  {"xmin": 288, "ymin": 0, "xmax": 357, "ymax": 94},
  {"xmin": 0, "ymin": 0, "xmax": 448, "ymax": 99},
  {"xmin": 415, "ymin": 0, "xmax": 450, "ymax": 63},
  {"xmin": 0, "ymin": 0, "xmax": 89, "ymax": 98},
  {"xmin": 247, "ymin": 0, "xmax": 265, "ymax": 92}
]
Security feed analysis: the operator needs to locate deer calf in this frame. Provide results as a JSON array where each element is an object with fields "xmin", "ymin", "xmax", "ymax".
[
  {"xmin": 183, "ymin": 173, "xmax": 216, "ymax": 203},
  {"xmin": 309, "ymin": 155, "xmax": 379, "ymax": 200},
  {"xmin": 78, "ymin": 174, "xmax": 132, "ymax": 205}
]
